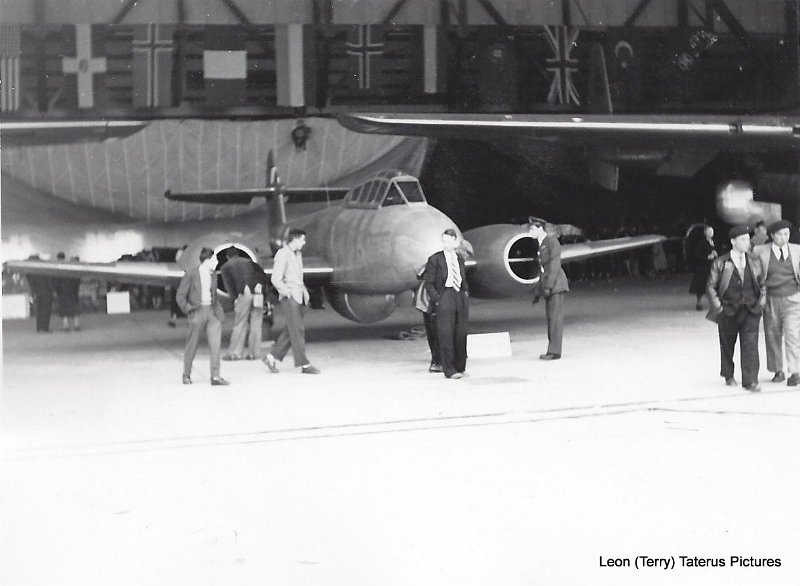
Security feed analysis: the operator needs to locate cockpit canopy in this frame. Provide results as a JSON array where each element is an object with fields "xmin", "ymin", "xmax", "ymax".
[{"xmin": 344, "ymin": 170, "xmax": 427, "ymax": 209}]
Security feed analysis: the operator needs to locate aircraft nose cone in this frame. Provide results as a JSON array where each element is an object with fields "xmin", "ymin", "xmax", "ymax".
[{"xmin": 395, "ymin": 206, "xmax": 460, "ymax": 273}]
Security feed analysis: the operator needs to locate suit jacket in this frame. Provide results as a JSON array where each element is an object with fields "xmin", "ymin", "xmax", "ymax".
[
  {"xmin": 176, "ymin": 266, "xmax": 225, "ymax": 322},
  {"xmin": 753, "ymin": 242, "xmax": 800, "ymax": 286},
  {"xmin": 706, "ymin": 252, "xmax": 765, "ymax": 318},
  {"xmin": 424, "ymin": 250, "xmax": 469, "ymax": 309},
  {"xmin": 537, "ymin": 234, "xmax": 569, "ymax": 294}
]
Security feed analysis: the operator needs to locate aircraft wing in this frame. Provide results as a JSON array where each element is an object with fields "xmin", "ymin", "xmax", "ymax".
[
  {"xmin": 4, "ymin": 260, "xmax": 184, "ymax": 287},
  {"xmin": 338, "ymin": 113, "xmax": 800, "ymax": 151},
  {"xmin": 560, "ymin": 235, "xmax": 666, "ymax": 262},
  {"xmin": 0, "ymin": 120, "xmax": 149, "ymax": 147},
  {"xmin": 165, "ymin": 187, "xmax": 350, "ymax": 205},
  {"xmin": 5, "ymin": 256, "xmax": 336, "ymax": 288}
]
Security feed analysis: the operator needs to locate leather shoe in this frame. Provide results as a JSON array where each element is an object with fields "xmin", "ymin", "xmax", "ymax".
[
  {"xmin": 263, "ymin": 353, "xmax": 279, "ymax": 373},
  {"xmin": 448, "ymin": 372, "xmax": 463, "ymax": 379},
  {"xmin": 182, "ymin": 374, "xmax": 192, "ymax": 385},
  {"xmin": 772, "ymin": 371, "xmax": 786, "ymax": 383},
  {"xmin": 744, "ymin": 383, "xmax": 761, "ymax": 392},
  {"xmin": 244, "ymin": 354, "xmax": 257, "ymax": 361},
  {"xmin": 429, "ymin": 363, "xmax": 443, "ymax": 373},
  {"xmin": 301, "ymin": 365, "xmax": 320, "ymax": 375},
  {"xmin": 222, "ymin": 354, "xmax": 242, "ymax": 361},
  {"xmin": 539, "ymin": 353, "xmax": 561, "ymax": 360},
  {"xmin": 211, "ymin": 376, "xmax": 230, "ymax": 386},
  {"xmin": 725, "ymin": 377, "xmax": 738, "ymax": 386},
  {"xmin": 788, "ymin": 373, "xmax": 800, "ymax": 386}
]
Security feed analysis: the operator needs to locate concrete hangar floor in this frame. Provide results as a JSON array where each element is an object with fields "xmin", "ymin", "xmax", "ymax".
[{"xmin": 2, "ymin": 277, "xmax": 799, "ymax": 586}]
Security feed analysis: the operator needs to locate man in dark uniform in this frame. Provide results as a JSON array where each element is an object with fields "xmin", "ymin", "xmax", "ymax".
[
  {"xmin": 26, "ymin": 255, "xmax": 53, "ymax": 333},
  {"xmin": 424, "ymin": 228, "xmax": 470, "ymax": 379},
  {"xmin": 707, "ymin": 225, "xmax": 765, "ymax": 392},
  {"xmin": 528, "ymin": 217, "xmax": 569, "ymax": 360}
]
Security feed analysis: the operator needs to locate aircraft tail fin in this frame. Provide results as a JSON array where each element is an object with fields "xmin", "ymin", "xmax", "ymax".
[{"xmin": 586, "ymin": 43, "xmax": 613, "ymax": 114}]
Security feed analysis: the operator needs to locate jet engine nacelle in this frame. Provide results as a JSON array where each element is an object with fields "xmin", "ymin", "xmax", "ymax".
[
  {"xmin": 463, "ymin": 224, "xmax": 540, "ymax": 298},
  {"xmin": 180, "ymin": 233, "xmax": 262, "ymax": 311},
  {"xmin": 324, "ymin": 287, "xmax": 399, "ymax": 323}
]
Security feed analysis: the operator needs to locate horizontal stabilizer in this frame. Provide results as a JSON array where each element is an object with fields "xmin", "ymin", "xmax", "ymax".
[
  {"xmin": 561, "ymin": 235, "xmax": 666, "ymax": 262},
  {"xmin": 165, "ymin": 189, "xmax": 275, "ymax": 205},
  {"xmin": 165, "ymin": 187, "xmax": 350, "ymax": 205}
]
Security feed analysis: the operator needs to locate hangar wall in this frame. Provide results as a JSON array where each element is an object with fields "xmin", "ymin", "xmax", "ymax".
[{"xmin": 0, "ymin": 0, "xmax": 789, "ymax": 32}]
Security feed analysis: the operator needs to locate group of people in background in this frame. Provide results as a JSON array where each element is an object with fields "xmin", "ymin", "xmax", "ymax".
[
  {"xmin": 704, "ymin": 220, "xmax": 800, "ymax": 393},
  {"xmin": 24, "ymin": 252, "xmax": 81, "ymax": 333}
]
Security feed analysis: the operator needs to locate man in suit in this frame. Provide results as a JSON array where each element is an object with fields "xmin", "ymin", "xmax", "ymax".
[
  {"xmin": 528, "ymin": 217, "xmax": 569, "ymax": 360},
  {"xmin": 707, "ymin": 225, "xmax": 765, "ymax": 392},
  {"xmin": 221, "ymin": 249, "xmax": 261, "ymax": 361},
  {"xmin": 424, "ymin": 228, "xmax": 470, "ymax": 379},
  {"xmin": 263, "ymin": 229, "xmax": 320, "ymax": 375},
  {"xmin": 753, "ymin": 220, "xmax": 800, "ymax": 385},
  {"xmin": 176, "ymin": 247, "xmax": 229, "ymax": 386}
]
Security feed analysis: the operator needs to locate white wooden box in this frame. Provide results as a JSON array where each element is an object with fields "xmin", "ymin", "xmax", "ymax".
[
  {"xmin": 106, "ymin": 291, "xmax": 131, "ymax": 314},
  {"xmin": 467, "ymin": 332, "xmax": 512, "ymax": 358},
  {"xmin": 2, "ymin": 294, "xmax": 29, "ymax": 319}
]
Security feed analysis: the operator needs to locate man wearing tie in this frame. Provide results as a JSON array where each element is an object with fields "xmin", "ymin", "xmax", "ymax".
[
  {"xmin": 176, "ymin": 247, "xmax": 229, "ymax": 386},
  {"xmin": 753, "ymin": 220, "xmax": 800, "ymax": 386},
  {"xmin": 707, "ymin": 225, "xmax": 765, "ymax": 392},
  {"xmin": 424, "ymin": 228, "xmax": 470, "ymax": 379}
]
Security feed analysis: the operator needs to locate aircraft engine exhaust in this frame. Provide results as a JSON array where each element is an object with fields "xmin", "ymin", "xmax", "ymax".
[
  {"xmin": 463, "ymin": 224, "xmax": 541, "ymax": 298},
  {"xmin": 715, "ymin": 180, "xmax": 781, "ymax": 225}
]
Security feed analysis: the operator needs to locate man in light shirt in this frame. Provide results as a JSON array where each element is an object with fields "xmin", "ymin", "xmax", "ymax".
[
  {"xmin": 707, "ymin": 225, "xmax": 765, "ymax": 392},
  {"xmin": 263, "ymin": 229, "xmax": 320, "ymax": 375},
  {"xmin": 424, "ymin": 228, "xmax": 470, "ymax": 379},
  {"xmin": 176, "ymin": 247, "xmax": 229, "ymax": 385},
  {"xmin": 753, "ymin": 220, "xmax": 800, "ymax": 385}
]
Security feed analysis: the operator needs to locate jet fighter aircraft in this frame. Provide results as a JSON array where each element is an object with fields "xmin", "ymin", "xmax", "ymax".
[{"xmin": 5, "ymin": 152, "xmax": 664, "ymax": 324}]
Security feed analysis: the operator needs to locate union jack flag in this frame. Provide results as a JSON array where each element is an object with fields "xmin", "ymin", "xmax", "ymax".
[{"xmin": 543, "ymin": 25, "xmax": 581, "ymax": 106}]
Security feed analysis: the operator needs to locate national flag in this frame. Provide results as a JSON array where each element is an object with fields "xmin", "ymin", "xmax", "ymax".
[
  {"xmin": 0, "ymin": 24, "xmax": 21, "ymax": 112},
  {"xmin": 605, "ymin": 29, "xmax": 641, "ymax": 111},
  {"xmin": 543, "ymin": 25, "xmax": 580, "ymax": 106},
  {"xmin": 346, "ymin": 25, "xmax": 383, "ymax": 90},
  {"xmin": 62, "ymin": 24, "xmax": 106, "ymax": 109},
  {"xmin": 276, "ymin": 24, "xmax": 313, "ymax": 107},
  {"xmin": 132, "ymin": 24, "xmax": 174, "ymax": 108},
  {"xmin": 203, "ymin": 28, "xmax": 246, "ymax": 106},
  {"xmin": 422, "ymin": 26, "xmax": 445, "ymax": 94}
]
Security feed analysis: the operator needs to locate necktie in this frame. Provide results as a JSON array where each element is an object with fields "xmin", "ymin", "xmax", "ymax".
[
  {"xmin": 780, "ymin": 248, "xmax": 785, "ymax": 262},
  {"xmin": 447, "ymin": 253, "xmax": 461, "ymax": 292}
]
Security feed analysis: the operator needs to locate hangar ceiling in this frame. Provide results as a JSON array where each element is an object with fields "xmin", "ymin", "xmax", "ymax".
[{"xmin": 0, "ymin": 0, "xmax": 791, "ymax": 32}]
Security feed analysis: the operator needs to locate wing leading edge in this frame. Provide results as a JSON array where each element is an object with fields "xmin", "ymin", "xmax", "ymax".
[
  {"xmin": 4, "ymin": 257, "xmax": 336, "ymax": 288},
  {"xmin": 338, "ymin": 113, "xmax": 800, "ymax": 150}
]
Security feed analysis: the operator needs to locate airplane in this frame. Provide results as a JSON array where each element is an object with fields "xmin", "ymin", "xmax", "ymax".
[
  {"xmin": 4, "ymin": 151, "xmax": 664, "ymax": 324},
  {"xmin": 336, "ymin": 42, "xmax": 800, "ymax": 227}
]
